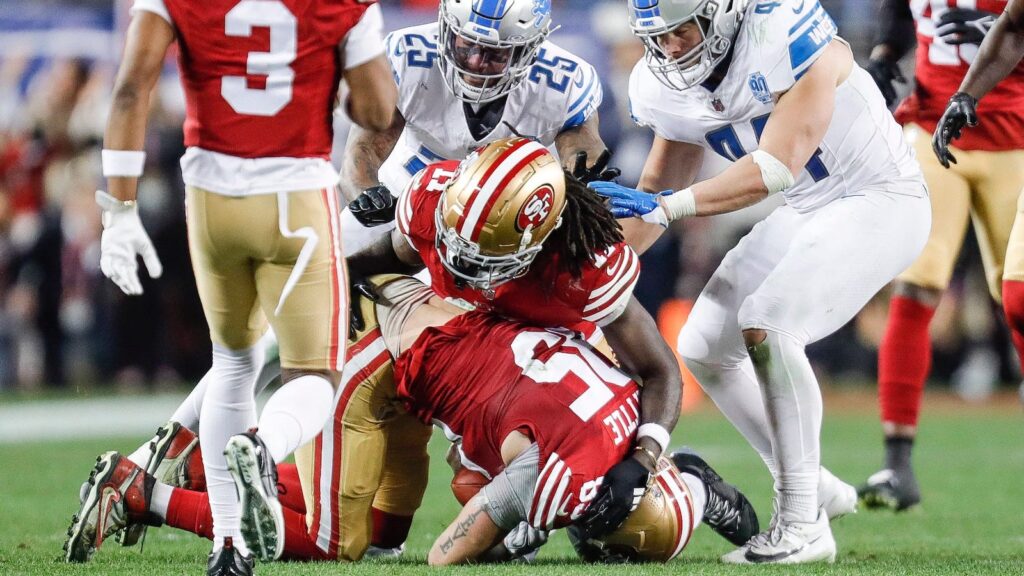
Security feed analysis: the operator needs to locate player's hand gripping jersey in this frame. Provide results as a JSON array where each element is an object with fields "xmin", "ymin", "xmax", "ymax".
[
  {"xmin": 395, "ymin": 311, "xmax": 640, "ymax": 530},
  {"xmin": 378, "ymin": 22, "xmax": 602, "ymax": 192},
  {"xmin": 396, "ymin": 161, "xmax": 640, "ymax": 328},
  {"xmin": 133, "ymin": 0, "xmax": 376, "ymax": 194},
  {"xmin": 628, "ymin": 0, "xmax": 925, "ymax": 213},
  {"xmin": 896, "ymin": 0, "xmax": 1024, "ymax": 150}
]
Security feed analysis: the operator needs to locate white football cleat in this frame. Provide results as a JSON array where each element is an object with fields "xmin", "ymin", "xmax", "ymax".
[
  {"xmin": 820, "ymin": 477, "xmax": 858, "ymax": 520},
  {"xmin": 225, "ymin": 430, "xmax": 284, "ymax": 562},
  {"xmin": 363, "ymin": 543, "xmax": 405, "ymax": 559},
  {"xmin": 721, "ymin": 509, "xmax": 836, "ymax": 565}
]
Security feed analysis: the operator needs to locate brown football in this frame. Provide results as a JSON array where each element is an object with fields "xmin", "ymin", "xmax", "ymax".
[{"xmin": 451, "ymin": 467, "xmax": 489, "ymax": 505}]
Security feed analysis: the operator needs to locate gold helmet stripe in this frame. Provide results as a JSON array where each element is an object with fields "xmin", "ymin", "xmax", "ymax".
[
  {"xmin": 457, "ymin": 139, "xmax": 551, "ymax": 240},
  {"xmin": 655, "ymin": 468, "xmax": 697, "ymax": 560}
]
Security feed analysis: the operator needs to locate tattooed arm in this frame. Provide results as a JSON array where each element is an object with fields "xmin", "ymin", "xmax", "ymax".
[
  {"xmin": 554, "ymin": 113, "xmax": 607, "ymax": 171},
  {"xmin": 428, "ymin": 494, "xmax": 505, "ymax": 565},
  {"xmin": 338, "ymin": 111, "xmax": 406, "ymax": 202}
]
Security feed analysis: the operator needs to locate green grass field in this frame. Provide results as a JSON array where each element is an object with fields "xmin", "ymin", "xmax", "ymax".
[{"xmin": 1, "ymin": 397, "xmax": 1022, "ymax": 576}]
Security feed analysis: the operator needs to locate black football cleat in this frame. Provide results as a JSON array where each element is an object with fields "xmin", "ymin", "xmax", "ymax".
[
  {"xmin": 207, "ymin": 537, "xmax": 254, "ymax": 576},
  {"xmin": 671, "ymin": 448, "xmax": 760, "ymax": 546},
  {"xmin": 858, "ymin": 467, "xmax": 921, "ymax": 511},
  {"xmin": 224, "ymin": 429, "xmax": 283, "ymax": 561}
]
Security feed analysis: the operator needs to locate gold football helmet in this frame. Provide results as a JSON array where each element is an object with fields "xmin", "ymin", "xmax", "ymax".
[
  {"xmin": 434, "ymin": 137, "xmax": 566, "ymax": 291},
  {"xmin": 569, "ymin": 458, "xmax": 698, "ymax": 563}
]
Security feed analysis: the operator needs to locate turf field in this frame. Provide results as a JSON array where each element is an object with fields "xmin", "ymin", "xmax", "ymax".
[{"xmin": 1, "ymin": 394, "xmax": 1022, "ymax": 576}]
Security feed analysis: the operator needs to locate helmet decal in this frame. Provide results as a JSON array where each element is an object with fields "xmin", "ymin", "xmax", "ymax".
[{"xmin": 516, "ymin": 184, "xmax": 555, "ymax": 232}]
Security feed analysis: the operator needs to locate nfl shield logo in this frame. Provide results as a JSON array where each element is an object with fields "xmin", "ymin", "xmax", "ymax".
[{"xmin": 748, "ymin": 72, "xmax": 772, "ymax": 104}]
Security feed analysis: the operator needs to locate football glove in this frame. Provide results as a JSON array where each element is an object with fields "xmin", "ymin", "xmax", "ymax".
[
  {"xmin": 503, "ymin": 521, "xmax": 548, "ymax": 560},
  {"xmin": 937, "ymin": 8, "xmax": 996, "ymax": 46},
  {"xmin": 347, "ymin": 275, "xmax": 379, "ymax": 340},
  {"xmin": 571, "ymin": 150, "xmax": 621, "ymax": 184},
  {"xmin": 349, "ymin": 185, "xmax": 396, "ymax": 227},
  {"xmin": 588, "ymin": 182, "xmax": 672, "ymax": 227},
  {"xmin": 578, "ymin": 456, "xmax": 649, "ymax": 539},
  {"xmin": 864, "ymin": 58, "xmax": 905, "ymax": 108},
  {"xmin": 932, "ymin": 91, "xmax": 979, "ymax": 168},
  {"xmin": 96, "ymin": 190, "xmax": 162, "ymax": 296}
]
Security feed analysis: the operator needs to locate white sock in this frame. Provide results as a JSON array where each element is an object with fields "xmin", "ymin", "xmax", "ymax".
[
  {"xmin": 749, "ymin": 330, "xmax": 822, "ymax": 524},
  {"xmin": 257, "ymin": 374, "xmax": 334, "ymax": 463},
  {"xmin": 199, "ymin": 343, "xmax": 263, "ymax": 548},
  {"xmin": 150, "ymin": 481, "xmax": 174, "ymax": 520},
  {"xmin": 685, "ymin": 357, "xmax": 778, "ymax": 477},
  {"xmin": 680, "ymin": 472, "xmax": 707, "ymax": 526},
  {"xmin": 127, "ymin": 434, "xmax": 157, "ymax": 468},
  {"xmin": 170, "ymin": 375, "xmax": 210, "ymax": 431}
]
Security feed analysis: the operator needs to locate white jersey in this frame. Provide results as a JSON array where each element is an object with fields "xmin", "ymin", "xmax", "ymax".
[
  {"xmin": 378, "ymin": 22, "xmax": 602, "ymax": 193},
  {"xmin": 628, "ymin": 0, "xmax": 925, "ymax": 213}
]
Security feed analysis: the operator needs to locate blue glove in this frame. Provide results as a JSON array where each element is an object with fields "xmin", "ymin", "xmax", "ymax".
[{"xmin": 588, "ymin": 182, "xmax": 672, "ymax": 226}]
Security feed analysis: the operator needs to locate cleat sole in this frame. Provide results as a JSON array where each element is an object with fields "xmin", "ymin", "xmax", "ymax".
[{"xmin": 225, "ymin": 437, "xmax": 283, "ymax": 562}]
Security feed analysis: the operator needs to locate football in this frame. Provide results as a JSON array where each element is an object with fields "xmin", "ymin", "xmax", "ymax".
[{"xmin": 451, "ymin": 467, "xmax": 489, "ymax": 505}]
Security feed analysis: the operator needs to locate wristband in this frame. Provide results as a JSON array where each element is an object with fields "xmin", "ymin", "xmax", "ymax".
[
  {"xmin": 101, "ymin": 149, "xmax": 146, "ymax": 178},
  {"xmin": 750, "ymin": 149, "xmax": 795, "ymax": 195},
  {"xmin": 662, "ymin": 187, "xmax": 697, "ymax": 221},
  {"xmin": 637, "ymin": 423, "xmax": 671, "ymax": 455}
]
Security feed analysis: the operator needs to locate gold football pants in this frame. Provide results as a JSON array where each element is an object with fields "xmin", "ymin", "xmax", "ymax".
[
  {"xmin": 898, "ymin": 124, "xmax": 1024, "ymax": 300},
  {"xmin": 293, "ymin": 291, "xmax": 431, "ymax": 560},
  {"xmin": 185, "ymin": 186, "xmax": 347, "ymax": 369}
]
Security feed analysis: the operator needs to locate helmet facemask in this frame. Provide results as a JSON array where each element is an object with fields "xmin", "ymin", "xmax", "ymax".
[
  {"xmin": 434, "ymin": 207, "xmax": 547, "ymax": 292},
  {"xmin": 631, "ymin": 0, "xmax": 745, "ymax": 90},
  {"xmin": 438, "ymin": 0, "xmax": 551, "ymax": 104}
]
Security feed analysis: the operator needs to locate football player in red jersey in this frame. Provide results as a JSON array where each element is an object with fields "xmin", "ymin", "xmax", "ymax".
[
  {"xmin": 862, "ymin": 0, "xmax": 1024, "ymax": 511},
  {"xmin": 346, "ymin": 137, "xmax": 684, "ymax": 541},
  {"xmin": 68, "ymin": 0, "xmax": 397, "ymax": 573},
  {"xmin": 62, "ymin": 275, "xmax": 758, "ymax": 565}
]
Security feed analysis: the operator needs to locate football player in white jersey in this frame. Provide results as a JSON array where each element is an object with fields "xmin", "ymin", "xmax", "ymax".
[
  {"xmin": 338, "ymin": 0, "xmax": 614, "ymax": 254},
  {"xmin": 588, "ymin": 0, "xmax": 932, "ymax": 564}
]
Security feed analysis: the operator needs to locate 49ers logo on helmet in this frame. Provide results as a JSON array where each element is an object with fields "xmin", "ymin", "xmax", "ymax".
[{"xmin": 516, "ymin": 185, "xmax": 555, "ymax": 232}]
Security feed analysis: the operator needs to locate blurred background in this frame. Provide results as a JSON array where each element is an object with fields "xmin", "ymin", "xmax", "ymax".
[{"xmin": 0, "ymin": 0, "xmax": 1018, "ymax": 405}]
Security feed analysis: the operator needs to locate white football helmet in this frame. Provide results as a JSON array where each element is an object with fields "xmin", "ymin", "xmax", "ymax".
[
  {"xmin": 628, "ymin": 0, "xmax": 749, "ymax": 90},
  {"xmin": 438, "ymin": 0, "xmax": 553, "ymax": 103}
]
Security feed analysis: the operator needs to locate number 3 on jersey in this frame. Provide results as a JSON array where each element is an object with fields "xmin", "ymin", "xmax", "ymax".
[
  {"xmin": 222, "ymin": 0, "xmax": 296, "ymax": 116},
  {"xmin": 706, "ymin": 113, "xmax": 830, "ymax": 182}
]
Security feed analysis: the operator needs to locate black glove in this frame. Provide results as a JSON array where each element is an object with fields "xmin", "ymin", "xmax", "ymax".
[
  {"xmin": 571, "ymin": 150, "xmax": 621, "ymax": 184},
  {"xmin": 932, "ymin": 91, "xmax": 978, "ymax": 168},
  {"xmin": 937, "ymin": 8, "xmax": 996, "ymax": 46},
  {"xmin": 349, "ymin": 185, "xmax": 396, "ymax": 227},
  {"xmin": 347, "ymin": 275, "xmax": 379, "ymax": 340},
  {"xmin": 865, "ymin": 58, "xmax": 905, "ymax": 108},
  {"xmin": 577, "ymin": 456, "xmax": 649, "ymax": 539}
]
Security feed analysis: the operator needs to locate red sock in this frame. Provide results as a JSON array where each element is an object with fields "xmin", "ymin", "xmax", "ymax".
[
  {"xmin": 371, "ymin": 508, "xmax": 414, "ymax": 549},
  {"xmin": 276, "ymin": 463, "xmax": 306, "ymax": 515},
  {"xmin": 184, "ymin": 446, "xmax": 206, "ymax": 491},
  {"xmin": 1002, "ymin": 280, "xmax": 1024, "ymax": 371},
  {"xmin": 164, "ymin": 488, "xmax": 213, "ymax": 540},
  {"xmin": 280, "ymin": 505, "xmax": 331, "ymax": 561},
  {"xmin": 878, "ymin": 295, "xmax": 936, "ymax": 427}
]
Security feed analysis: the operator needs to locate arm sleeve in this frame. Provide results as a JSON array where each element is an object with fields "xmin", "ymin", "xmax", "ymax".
[
  {"xmin": 480, "ymin": 443, "xmax": 541, "ymax": 531},
  {"xmin": 876, "ymin": 0, "xmax": 916, "ymax": 61},
  {"xmin": 582, "ymin": 245, "xmax": 641, "ymax": 327},
  {"xmin": 395, "ymin": 171, "xmax": 424, "ymax": 252},
  {"xmin": 562, "ymin": 61, "xmax": 603, "ymax": 131},
  {"xmin": 131, "ymin": 0, "xmax": 171, "ymax": 25},
  {"xmin": 343, "ymin": 3, "xmax": 385, "ymax": 70}
]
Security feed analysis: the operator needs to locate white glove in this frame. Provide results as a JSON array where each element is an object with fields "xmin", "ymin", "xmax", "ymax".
[
  {"xmin": 96, "ymin": 190, "xmax": 162, "ymax": 295},
  {"xmin": 503, "ymin": 521, "xmax": 548, "ymax": 560}
]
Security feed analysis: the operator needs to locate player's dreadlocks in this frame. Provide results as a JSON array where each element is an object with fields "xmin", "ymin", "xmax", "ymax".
[{"xmin": 545, "ymin": 170, "xmax": 624, "ymax": 278}]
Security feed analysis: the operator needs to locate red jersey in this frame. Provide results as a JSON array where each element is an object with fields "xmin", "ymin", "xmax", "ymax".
[
  {"xmin": 896, "ymin": 0, "xmax": 1024, "ymax": 150},
  {"xmin": 396, "ymin": 161, "xmax": 641, "ymax": 329},
  {"xmin": 395, "ymin": 312, "xmax": 639, "ymax": 530},
  {"xmin": 161, "ymin": 0, "xmax": 372, "ymax": 159}
]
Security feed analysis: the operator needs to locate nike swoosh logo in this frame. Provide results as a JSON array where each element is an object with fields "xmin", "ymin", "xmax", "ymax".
[
  {"xmin": 793, "ymin": 0, "xmax": 805, "ymax": 13},
  {"xmin": 744, "ymin": 532, "xmax": 823, "ymax": 563}
]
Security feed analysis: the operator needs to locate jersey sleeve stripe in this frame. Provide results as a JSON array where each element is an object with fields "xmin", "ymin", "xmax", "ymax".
[
  {"xmin": 788, "ymin": 4, "xmax": 836, "ymax": 79},
  {"xmin": 585, "ymin": 248, "xmax": 639, "ymax": 306},
  {"xmin": 131, "ymin": 0, "xmax": 172, "ymax": 26},
  {"xmin": 583, "ymin": 263, "xmax": 640, "ymax": 324},
  {"xmin": 543, "ymin": 469, "xmax": 573, "ymax": 530},
  {"xmin": 530, "ymin": 455, "xmax": 565, "ymax": 528},
  {"xmin": 396, "ymin": 177, "xmax": 419, "ymax": 251}
]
